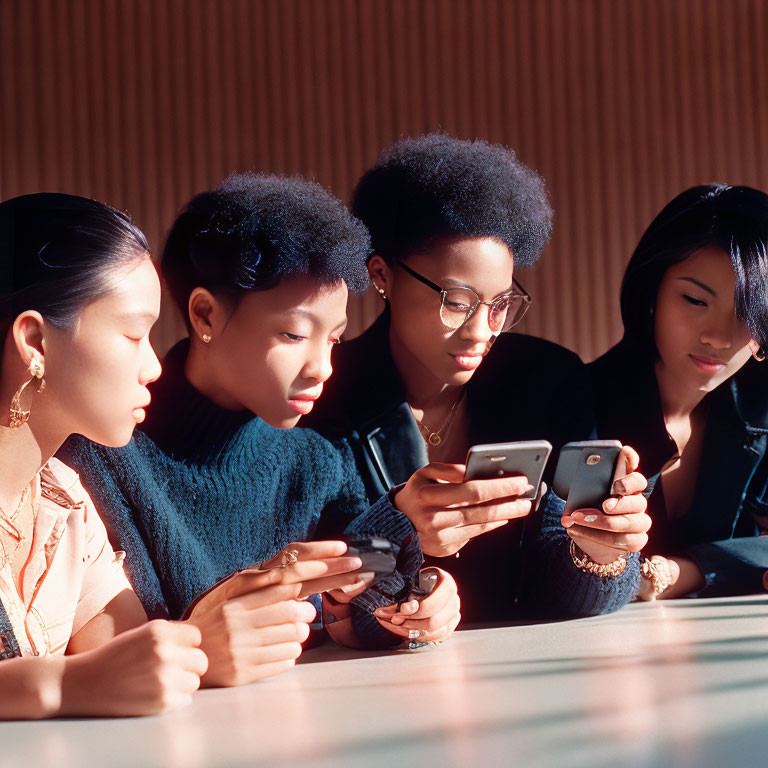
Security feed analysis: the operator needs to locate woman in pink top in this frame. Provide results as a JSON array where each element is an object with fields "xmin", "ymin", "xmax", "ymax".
[{"xmin": 0, "ymin": 193, "xmax": 210, "ymax": 718}]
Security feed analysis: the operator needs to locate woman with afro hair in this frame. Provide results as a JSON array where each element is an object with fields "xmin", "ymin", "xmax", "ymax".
[
  {"xmin": 305, "ymin": 134, "xmax": 649, "ymax": 623},
  {"xmin": 61, "ymin": 173, "xmax": 461, "ymax": 686}
]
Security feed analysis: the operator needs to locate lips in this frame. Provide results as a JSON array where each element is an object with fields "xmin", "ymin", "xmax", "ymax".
[
  {"xmin": 689, "ymin": 354, "xmax": 726, "ymax": 373},
  {"xmin": 133, "ymin": 400, "xmax": 150, "ymax": 423},
  {"xmin": 287, "ymin": 388, "xmax": 323, "ymax": 415},
  {"xmin": 450, "ymin": 350, "xmax": 486, "ymax": 371}
]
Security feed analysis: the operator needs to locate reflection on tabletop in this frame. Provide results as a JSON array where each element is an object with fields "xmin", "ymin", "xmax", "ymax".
[{"xmin": 1, "ymin": 596, "xmax": 766, "ymax": 768}]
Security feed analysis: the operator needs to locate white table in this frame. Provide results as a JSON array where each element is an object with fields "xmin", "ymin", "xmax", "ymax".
[{"xmin": 2, "ymin": 596, "xmax": 767, "ymax": 768}]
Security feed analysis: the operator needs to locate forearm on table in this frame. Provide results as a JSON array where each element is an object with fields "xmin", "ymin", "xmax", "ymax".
[
  {"xmin": 0, "ymin": 656, "xmax": 67, "ymax": 720},
  {"xmin": 670, "ymin": 537, "xmax": 768, "ymax": 597},
  {"xmin": 660, "ymin": 556, "xmax": 705, "ymax": 599},
  {"xmin": 521, "ymin": 490, "xmax": 640, "ymax": 617}
]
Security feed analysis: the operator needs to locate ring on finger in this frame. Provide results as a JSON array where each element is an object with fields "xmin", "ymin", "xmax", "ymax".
[{"xmin": 280, "ymin": 548, "xmax": 299, "ymax": 568}]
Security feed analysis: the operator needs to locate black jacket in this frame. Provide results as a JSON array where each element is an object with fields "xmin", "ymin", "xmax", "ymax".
[
  {"xmin": 590, "ymin": 339, "xmax": 768, "ymax": 596},
  {"xmin": 305, "ymin": 313, "xmax": 595, "ymax": 622}
]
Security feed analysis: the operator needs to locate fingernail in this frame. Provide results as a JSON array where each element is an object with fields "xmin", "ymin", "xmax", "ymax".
[
  {"xmin": 356, "ymin": 571, "xmax": 375, "ymax": 583},
  {"xmin": 582, "ymin": 514, "xmax": 598, "ymax": 523},
  {"xmin": 525, "ymin": 484, "xmax": 535, "ymax": 494},
  {"xmin": 604, "ymin": 497, "xmax": 619, "ymax": 512}
]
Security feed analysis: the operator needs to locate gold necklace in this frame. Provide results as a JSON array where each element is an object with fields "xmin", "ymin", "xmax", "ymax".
[
  {"xmin": 414, "ymin": 390, "xmax": 466, "ymax": 447},
  {"xmin": 0, "ymin": 486, "xmax": 30, "ymax": 569}
]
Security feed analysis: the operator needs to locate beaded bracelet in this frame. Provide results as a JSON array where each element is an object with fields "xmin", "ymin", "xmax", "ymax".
[
  {"xmin": 569, "ymin": 539, "xmax": 627, "ymax": 579},
  {"xmin": 638, "ymin": 555, "xmax": 673, "ymax": 601}
]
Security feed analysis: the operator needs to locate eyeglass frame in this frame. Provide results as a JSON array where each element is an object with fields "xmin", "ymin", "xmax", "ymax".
[{"xmin": 396, "ymin": 260, "xmax": 532, "ymax": 332}]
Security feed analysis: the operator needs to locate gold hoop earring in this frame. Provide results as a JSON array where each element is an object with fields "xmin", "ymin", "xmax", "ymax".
[
  {"xmin": 753, "ymin": 347, "xmax": 766, "ymax": 362},
  {"xmin": 8, "ymin": 360, "xmax": 45, "ymax": 428},
  {"xmin": 202, "ymin": 333, "xmax": 212, "ymax": 344}
]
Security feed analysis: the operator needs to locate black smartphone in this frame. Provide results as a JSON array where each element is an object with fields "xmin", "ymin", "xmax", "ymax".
[
  {"xmin": 464, "ymin": 440, "xmax": 553, "ymax": 499},
  {"xmin": 552, "ymin": 440, "xmax": 623, "ymax": 514},
  {"xmin": 343, "ymin": 536, "xmax": 398, "ymax": 581}
]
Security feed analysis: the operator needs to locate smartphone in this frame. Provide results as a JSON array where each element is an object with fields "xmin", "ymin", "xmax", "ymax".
[
  {"xmin": 343, "ymin": 536, "xmax": 398, "ymax": 581},
  {"xmin": 552, "ymin": 440, "xmax": 623, "ymax": 514},
  {"xmin": 464, "ymin": 440, "xmax": 553, "ymax": 500}
]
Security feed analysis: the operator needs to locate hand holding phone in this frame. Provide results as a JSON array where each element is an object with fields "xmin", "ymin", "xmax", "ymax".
[
  {"xmin": 556, "ymin": 443, "xmax": 652, "ymax": 565},
  {"xmin": 464, "ymin": 440, "xmax": 553, "ymax": 499},
  {"xmin": 552, "ymin": 440, "xmax": 622, "ymax": 513}
]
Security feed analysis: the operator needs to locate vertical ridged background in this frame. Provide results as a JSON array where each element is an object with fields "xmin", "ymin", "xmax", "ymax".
[{"xmin": 2, "ymin": 0, "xmax": 767, "ymax": 360}]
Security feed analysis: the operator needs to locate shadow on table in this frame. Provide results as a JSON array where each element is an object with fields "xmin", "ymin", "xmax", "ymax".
[{"xmin": 275, "ymin": 673, "xmax": 768, "ymax": 768}]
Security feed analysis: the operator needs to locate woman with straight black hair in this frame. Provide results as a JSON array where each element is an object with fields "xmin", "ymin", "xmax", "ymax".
[
  {"xmin": 542, "ymin": 184, "xmax": 768, "ymax": 608},
  {"xmin": 0, "ymin": 193, "xmax": 207, "ymax": 718}
]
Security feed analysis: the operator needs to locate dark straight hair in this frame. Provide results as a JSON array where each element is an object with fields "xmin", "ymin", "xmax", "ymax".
[
  {"xmin": 620, "ymin": 184, "xmax": 768, "ymax": 354},
  {"xmin": 0, "ymin": 192, "xmax": 149, "ymax": 345}
]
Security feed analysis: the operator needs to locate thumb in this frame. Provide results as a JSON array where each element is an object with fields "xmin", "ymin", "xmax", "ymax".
[{"xmin": 416, "ymin": 462, "xmax": 466, "ymax": 484}]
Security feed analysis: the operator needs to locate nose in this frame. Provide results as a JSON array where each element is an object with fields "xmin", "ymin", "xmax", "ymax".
[
  {"xmin": 141, "ymin": 339, "xmax": 163, "ymax": 385},
  {"xmin": 700, "ymin": 311, "xmax": 738, "ymax": 351},
  {"xmin": 459, "ymin": 302, "xmax": 496, "ymax": 344},
  {"xmin": 303, "ymin": 340, "xmax": 334, "ymax": 384}
]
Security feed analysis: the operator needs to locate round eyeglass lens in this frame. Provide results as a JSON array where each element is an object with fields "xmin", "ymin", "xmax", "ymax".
[{"xmin": 439, "ymin": 289, "xmax": 476, "ymax": 329}]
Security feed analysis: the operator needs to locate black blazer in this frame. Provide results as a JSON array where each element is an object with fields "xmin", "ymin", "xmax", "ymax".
[
  {"xmin": 590, "ymin": 339, "xmax": 768, "ymax": 595},
  {"xmin": 305, "ymin": 312, "xmax": 595, "ymax": 622}
]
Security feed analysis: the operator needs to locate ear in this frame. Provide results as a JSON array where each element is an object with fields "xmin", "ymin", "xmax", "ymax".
[
  {"xmin": 188, "ymin": 287, "xmax": 224, "ymax": 344},
  {"xmin": 11, "ymin": 311, "xmax": 46, "ymax": 373},
  {"xmin": 367, "ymin": 255, "xmax": 393, "ymax": 294},
  {"xmin": 748, "ymin": 339, "xmax": 761, "ymax": 355}
]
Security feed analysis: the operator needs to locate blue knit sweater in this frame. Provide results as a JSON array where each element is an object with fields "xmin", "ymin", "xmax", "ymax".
[{"xmin": 59, "ymin": 342, "xmax": 420, "ymax": 645}]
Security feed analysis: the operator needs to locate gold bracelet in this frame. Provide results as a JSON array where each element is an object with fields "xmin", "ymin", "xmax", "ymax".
[
  {"xmin": 569, "ymin": 539, "xmax": 627, "ymax": 579},
  {"xmin": 639, "ymin": 555, "xmax": 672, "ymax": 601}
]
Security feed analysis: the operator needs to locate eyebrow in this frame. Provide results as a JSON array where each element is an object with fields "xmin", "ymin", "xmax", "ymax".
[
  {"xmin": 440, "ymin": 277, "xmax": 516, "ymax": 299},
  {"xmin": 677, "ymin": 277, "xmax": 716, "ymax": 297},
  {"xmin": 117, "ymin": 311, "xmax": 159, "ymax": 323}
]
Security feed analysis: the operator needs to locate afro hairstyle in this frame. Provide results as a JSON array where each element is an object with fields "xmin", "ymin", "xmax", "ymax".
[
  {"xmin": 351, "ymin": 133, "xmax": 553, "ymax": 266},
  {"xmin": 162, "ymin": 173, "xmax": 371, "ymax": 322}
]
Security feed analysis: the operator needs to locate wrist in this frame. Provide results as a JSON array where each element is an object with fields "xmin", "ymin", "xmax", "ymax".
[
  {"xmin": 34, "ymin": 655, "xmax": 67, "ymax": 719},
  {"xmin": 638, "ymin": 555, "xmax": 674, "ymax": 601},
  {"xmin": 569, "ymin": 540, "xmax": 627, "ymax": 578}
]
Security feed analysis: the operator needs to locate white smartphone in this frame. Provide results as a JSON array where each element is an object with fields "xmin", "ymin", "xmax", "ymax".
[
  {"xmin": 464, "ymin": 440, "xmax": 553, "ymax": 499},
  {"xmin": 552, "ymin": 440, "xmax": 623, "ymax": 514}
]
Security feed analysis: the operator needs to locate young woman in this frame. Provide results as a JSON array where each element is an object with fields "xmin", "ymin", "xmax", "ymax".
[
  {"xmin": 305, "ymin": 134, "xmax": 649, "ymax": 621},
  {"xmin": 0, "ymin": 193, "xmax": 207, "ymax": 718},
  {"xmin": 62, "ymin": 173, "xmax": 461, "ymax": 673},
  {"xmin": 547, "ymin": 184, "xmax": 768, "ymax": 607}
]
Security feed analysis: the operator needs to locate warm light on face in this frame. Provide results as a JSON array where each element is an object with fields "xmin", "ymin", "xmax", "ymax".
[
  {"xmin": 202, "ymin": 275, "xmax": 349, "ymax": 428},
  {"xmin": 653, "ymin": 246, "xmax": 755, "ymax": 396}
]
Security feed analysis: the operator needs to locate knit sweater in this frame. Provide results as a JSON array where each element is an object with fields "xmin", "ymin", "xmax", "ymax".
[{"xmin": 59, "ymin": 342, "xmax": 419, "ymax": 645}]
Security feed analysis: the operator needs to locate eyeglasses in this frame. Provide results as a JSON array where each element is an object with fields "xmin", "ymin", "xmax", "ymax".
[{"xmin": 397, "ymin": 261, "xmax": 532, "ymax": 333}]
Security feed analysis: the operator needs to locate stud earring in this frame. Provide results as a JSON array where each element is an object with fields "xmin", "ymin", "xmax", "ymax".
[
  {"xmin": 202, "ymin": 333, "xmax": 212, "ymax": 344},
  {"xmin": 753, "ymin": 347, "xmax": 766, "ymax": 362},
  {"xmin": 374, "ymin": 284, "xmax": 388, "ymax": 301},
  {"xmin": 8, "ymin": 358, "xmax": 45, "ymax": 428}
]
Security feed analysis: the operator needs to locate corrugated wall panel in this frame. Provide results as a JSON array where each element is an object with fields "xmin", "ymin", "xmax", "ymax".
[{"xmin": 1, "ymin": 0, "xmax": 767, "ymax": 360}]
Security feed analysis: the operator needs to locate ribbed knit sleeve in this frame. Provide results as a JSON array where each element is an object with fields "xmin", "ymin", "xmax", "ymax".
[
  {"xmin": 310, "ymin": 439, "xmax": 424, "ymax": 648},
  {"xmin": 58, "ymin": 435, "xmax": 171, "ymax": 619},
  {"xmin": 520, "ymin": 489, "xmax": 641, "ymax": 617}
]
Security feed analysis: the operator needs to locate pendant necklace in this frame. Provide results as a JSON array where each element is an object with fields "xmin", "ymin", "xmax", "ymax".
[{"xmin": 415, "ymin": 389, "xmax": 466, "ymax": 447}]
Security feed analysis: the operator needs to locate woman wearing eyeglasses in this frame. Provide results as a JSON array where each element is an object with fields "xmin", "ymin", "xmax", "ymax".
[{"xmin": 305, "ymin": 134, "xmax": 648, "ymax": 622}]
